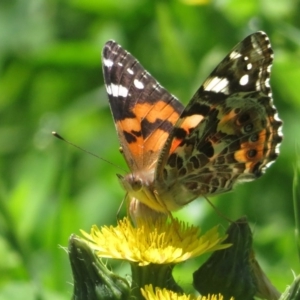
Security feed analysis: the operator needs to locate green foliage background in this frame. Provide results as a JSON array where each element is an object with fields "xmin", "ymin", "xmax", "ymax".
[{"xmin": 1, "ymin": 0, "xmax": 300, "ymax": 299}]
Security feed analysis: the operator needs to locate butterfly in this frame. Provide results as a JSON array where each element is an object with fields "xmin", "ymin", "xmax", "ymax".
[{"xmin": 102, "ymin": 32, "xmax": 282, "ymax": 214}]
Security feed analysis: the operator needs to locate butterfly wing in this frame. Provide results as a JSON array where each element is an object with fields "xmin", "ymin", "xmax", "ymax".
[
  {"xmin": 102, "ymin": 41, "xmax": 184, "ymax": 171},
  {"xmin": 156, "ymin": 32, "xmax": 283, "ymax": 205}
]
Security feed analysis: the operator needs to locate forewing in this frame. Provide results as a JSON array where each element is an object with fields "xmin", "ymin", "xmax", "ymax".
[
  {"xmin": 156, "ymin": 32, "xmax": 282, "ymax": 203},
  {"xmin": 102, "ymin": 41, "xmax": 184, "ymax": 171}
]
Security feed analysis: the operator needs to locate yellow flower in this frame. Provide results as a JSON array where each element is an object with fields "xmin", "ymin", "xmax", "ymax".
[
  {"xmin": 81, "ymin": 217, "xmax": 230, "ymax": 266},
  {"xmin": 141, "ymin": 284, "xmax": 231, "ymax": 300}
]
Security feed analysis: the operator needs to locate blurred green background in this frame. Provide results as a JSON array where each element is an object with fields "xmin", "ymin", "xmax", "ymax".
[{"xmin": 1, "ymin": 0, "xmax": 300, "ymax": 299}]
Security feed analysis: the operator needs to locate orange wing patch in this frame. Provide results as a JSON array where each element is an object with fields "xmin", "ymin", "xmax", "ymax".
[{"xmin": 116, "ymin": 99, "xmax": 182, "ymax": 170}]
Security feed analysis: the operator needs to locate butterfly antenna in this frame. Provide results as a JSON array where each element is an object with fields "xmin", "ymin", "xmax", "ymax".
[
  {"xmin": 52, "ymin": 131, "xmax": 127, "ymax": 173},
  {"xmin": 203, "ymin": 196, "xmax": 236, "ymax": 224}
]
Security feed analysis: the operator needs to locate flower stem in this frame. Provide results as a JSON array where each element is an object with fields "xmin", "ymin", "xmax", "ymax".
[{"xmin": 130, "ymin": 263, "xmax": 183, "ymax": 299}]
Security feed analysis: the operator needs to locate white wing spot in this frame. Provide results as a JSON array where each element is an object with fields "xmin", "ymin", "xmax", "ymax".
[
  {"xmin": 204, "ymin": 77, "xmax": 229, "ymax": 94},
  {"xmin": 134, "ymin": 79, "xmax": 144, "ymax": 89},
  {"xmin": 119, "ymin": 85, "xmax": 128, "ymax": 97},
  {"xmin": 274, "ymin": 112, "xmax": 282, "ymax": 123},
  {"xmin": 246, "ymin": 63, "xmax": 252, "ymax": 70},
  {"xmin": 239, "ymin": 74, "xmax": 249, "ymax": 86},
  {"xmin": 127, "ymin": 68, "xmax": 134, "ymax": 75},
  {"xmin": 108, "ymin": 84, "xmax": 129, "ymax": 97},
  {"xmin": 277, "ymin": 125, "xmax": 283, "ymax": 137},
  {"xmin": 243, "ymin": 56, "xmax": 249, "ymax": 61},
  {"xmin": 103, "ymin": 58, "xmax": 113, "ymax": 67},
  {"xmin": 265, "ymin": 160, "xmax": 275, "ymax": 168},
  {"xmin": 106, "ymin": 84, "xmax": 112, "ymax": 95},
  {"xmin": 111, "ymin": 83, "xmax": 119, "ymax": 97},
  {"xmin": 229, "ymin": 51, "xmax": 242, "ymax": 59},
  {"xmin": 118, "ymin": 62, "xmax": 123, "ymax": 67}
]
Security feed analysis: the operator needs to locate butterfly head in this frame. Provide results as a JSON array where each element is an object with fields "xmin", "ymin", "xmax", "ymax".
[
  {"xmin": 117, "ymin": 173, "xmax": 143, "ymax": 192},
  {"xmin": 117, "ymin": 170, "xmax": 169, "ymax": 213}
]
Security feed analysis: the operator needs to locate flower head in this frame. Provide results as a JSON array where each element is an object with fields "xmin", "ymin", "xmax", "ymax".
[
  {"xmin": 141, "ymin": 284, "xmax": 230, "ymax": 300},
  {"xmin": 81, "ymin": 216, "xmax": 229, "ymax": 266}
]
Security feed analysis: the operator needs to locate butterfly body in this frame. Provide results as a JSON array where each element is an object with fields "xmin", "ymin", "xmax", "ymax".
[{"xmin": 103, "ymin": 32, "xmax": 282, "ymax": 214}]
